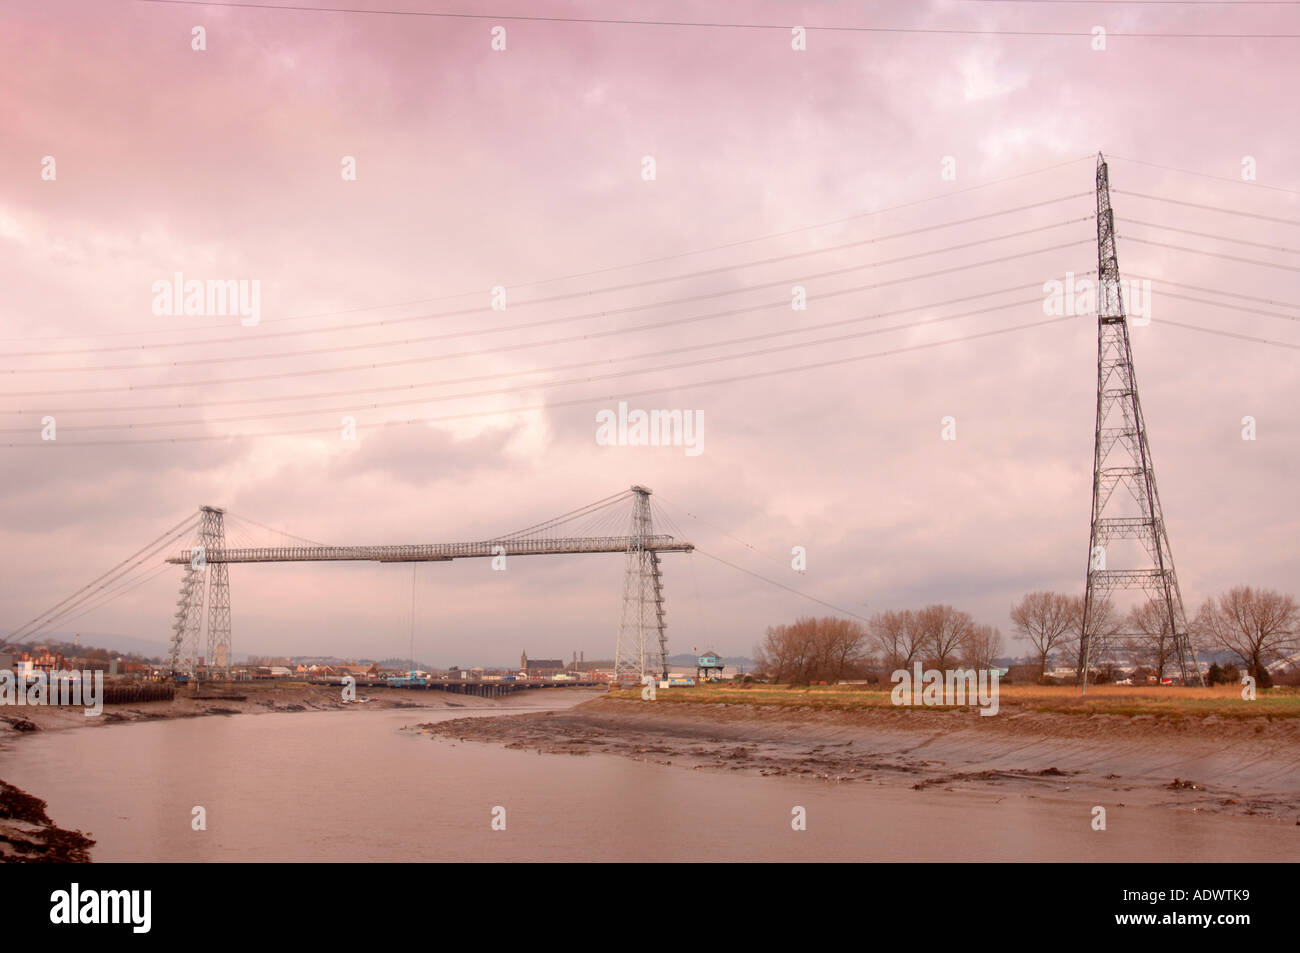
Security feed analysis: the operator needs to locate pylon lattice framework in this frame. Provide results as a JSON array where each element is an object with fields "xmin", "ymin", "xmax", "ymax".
[
  {"xmin": 614, "ymin": 486, "xmax": 671, "ymax": 683},
  {"xmin": 169, "ymin": 506, "xmax": 232, "ymax": 676},
  {"xmin": 1078, "ymin": 155, "xmax": 1202, "ymax": 689}
]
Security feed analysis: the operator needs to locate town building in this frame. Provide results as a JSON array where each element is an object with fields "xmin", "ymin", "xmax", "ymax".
[{"xmin": 520, "ymin": 651, "xmax": 565, "ymax": 676}]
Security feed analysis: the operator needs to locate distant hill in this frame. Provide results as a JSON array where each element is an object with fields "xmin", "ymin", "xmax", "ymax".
[
  {"xmin": 375, "ymin": 657, "xmax": 437, "ymax": 671},
  {"xmin": 6, "ymin": 632, "xmax": 172, "ymax": 659},
  {"xmin": 0, "ymin": 634, "xmax": 162, "ymax": 662}
]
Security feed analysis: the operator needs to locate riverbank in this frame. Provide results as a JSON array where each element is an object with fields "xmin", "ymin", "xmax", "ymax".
[
  {"xmin": 421, "ymin": 693, "xmax": 1300, "ymax": 827},
  {"xmin": 0, "ymin": 683, "xmax": 561, "ymax": 861},
  {"xmin": 0, "ymin": 780, "xmax": 94, "ymax": 862}
]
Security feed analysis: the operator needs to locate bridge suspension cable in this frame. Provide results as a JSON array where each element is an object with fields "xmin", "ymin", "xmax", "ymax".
[{"xmin": 5, "ymin": 513, "xmax": 199, "ymax": 641}]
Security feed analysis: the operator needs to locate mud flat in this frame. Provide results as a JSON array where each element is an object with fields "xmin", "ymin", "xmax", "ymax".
[
  {"xmin": 0, "ymin": 683, "xmax": 478, "ymax": 736},
  {"xmin": 0, "ymin": 779, "xmax": 94, "ymax": 862},
  {"xmin": 421, "ymin": 696, "xmax": 1300, "ymax": 826}
]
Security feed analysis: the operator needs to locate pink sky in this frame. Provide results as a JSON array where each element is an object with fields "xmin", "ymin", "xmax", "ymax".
[{"xmin": 1, "ymin": 0, "xmax": 1297, "ymax": 665}]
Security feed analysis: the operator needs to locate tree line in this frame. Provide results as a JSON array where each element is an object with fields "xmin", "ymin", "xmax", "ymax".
[
  {"xmin": 752, "ymin": 585, "xmax": 1299, "ymax": 687},
  {"xmin": 1011, "ymin": 585, "xmax": 1300, "ymax": 685},
  {"xmin": 753, "ymin": 606, "xmax": 1004, "ymax": 685}
]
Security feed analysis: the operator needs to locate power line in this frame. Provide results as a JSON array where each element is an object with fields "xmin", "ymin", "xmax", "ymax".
[
  {"xmin": 1119, "ymin": 235, "xmax": 1300, "ymax": 272},
  {"xmin": 1162, "ymin": 319, "xmax": 1300, "ymax": 349},
  {"xmin": 1154, "ymin": 291, "xmax": 1300, "ymax": 323},
  {"xmin": 8, "ymin": 295, "xmax": 1051, "ymax": 433},
  {"xmin": 4, "ymin": 194, "xmax": 1091, "ymax": 359},
  {"xmin": 958, "ymin": 1, "xmax": 1298, "ymax": 4},
  {"xmin": 4, "ymin": 314, "xmax": 1075, "ymax": 447},
  {"xmin": 1, "ymin": 156, "xmax": 1096, "ymax": 344},
  {"xmin": 1112, "ymin": 189, "xmax": 1300, "ymax": 225},
  {"xmin": 3, "ymin": 238, "xmax": 1094, "ymax": 396},
  {"xmin": 9, "ymin": 280, "xmax": 1066, "ymax": 415},
  {"xmin": 1121, "ymin": 219, "xmax": 1300, "ymax": 255},
  {"xmin": 129, "ymin": 0, "xmax": 1300, "ymax": 36},
  {"xmin": 6, "ymin": 219, "xmax": 1091, "ymax": 374},
  {"xmin": 12, "ymin": 303, "xmax": 1292, "ymax": 447},
  {"xmin": 1127, "ymin": 273, "xmax": 1299, "ymax": 311},
  {"xmin": 1108, "ymin": 154, "xmax": 1300, "ymax": 195}
]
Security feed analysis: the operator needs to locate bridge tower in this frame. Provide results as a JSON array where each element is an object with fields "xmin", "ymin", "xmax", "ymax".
[
  {"xmin": 1078, "ymin": 155, "xmax": 1201, "ymax": 691},
  {"xmin": 168, "ymin": 506, "xmax": 232, "ymax": 677},
  {"xmin": 615, "ymin": 486, "xmax": 671, "ymax": 682}
]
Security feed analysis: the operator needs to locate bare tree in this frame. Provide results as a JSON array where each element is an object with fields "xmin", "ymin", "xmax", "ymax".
[
  {"xmin": 823, "ymin": 616, "xmax": 871, "ymax": 682},
  {"xmin": 1010, "ymin": 591, "xmax": 1075, "ymax": 676},
  {"xmin": 1066, "ymin": 595, "xmax": 1124, "ymax": 675},
  {"xmin": 1126, "ymin": 598, "xmax": 1176, "ymax": 679},
  {"xmin": 755, "ymin": 616, "xmax": 868, "ymax": 685},
  {"xmin": 1193, "ymin": 587, "xmax": 1300, "ymax": 681},
  {"xmin": 868, "ymin": 609, "xmax": 926, "ymax": 671},
  {"xmin": 962, "ymin": 624, "xmax": 1005, "ymax": 670},
  {"xmin": 918, "ymin": 604, "xmax": 976, "ymax": 669}
]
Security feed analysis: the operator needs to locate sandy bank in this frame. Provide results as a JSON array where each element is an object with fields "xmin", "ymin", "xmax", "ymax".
[
  {"xmin": 421, "ymin": 696, "xmax": 1300, "ymax": 825},
  {"xmin": 0, "ymin": 683, "xmax": 486, "ymax": 736}
]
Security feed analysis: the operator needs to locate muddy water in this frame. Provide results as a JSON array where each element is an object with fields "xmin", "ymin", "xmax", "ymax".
[{"xmin": 3, "ymin": 696, "xmax": 1294, "ymax": 862}]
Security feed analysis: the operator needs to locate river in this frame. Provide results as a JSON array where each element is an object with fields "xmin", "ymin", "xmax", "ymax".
[{"xmin": 3, "ymin": 694, "xmax": 1292, "ymax": 861}]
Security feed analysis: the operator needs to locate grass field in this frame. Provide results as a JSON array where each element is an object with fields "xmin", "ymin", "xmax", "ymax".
[{"xmin": 605, "ymin": 682, "xmax": 1300, "ymax": 718}]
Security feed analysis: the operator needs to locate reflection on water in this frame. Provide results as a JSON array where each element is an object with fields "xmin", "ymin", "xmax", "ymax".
[{"xmin": 3, "ymin": 699, "xmax": 1291, "ymax": 862}]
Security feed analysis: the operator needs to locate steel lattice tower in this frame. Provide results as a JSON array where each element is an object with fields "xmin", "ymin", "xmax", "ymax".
[
  {"xmin": 1078, "ymin": 155, "xmax": 1201, "ymax": 691},
  {"xmin": 614, "ymin": 486, "xmax": 670, "ymax": 682},
  {"xmin": 168, "ymin": 506, "xmax": 232, "ymax": 678}
]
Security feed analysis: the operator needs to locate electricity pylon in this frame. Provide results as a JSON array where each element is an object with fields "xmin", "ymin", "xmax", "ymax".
[{"xmin": 1078, "ymin": 154, "xmax": 1202, "ymax": 692}]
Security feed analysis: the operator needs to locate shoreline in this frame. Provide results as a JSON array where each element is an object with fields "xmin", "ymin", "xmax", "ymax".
[
  {"xmin": 420, "ymin": 696, "xmax": 1300, "ymax": 828},
  {"xmin": 0, "ymin": 683, "xmax": 560, "ymax": 861}
]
